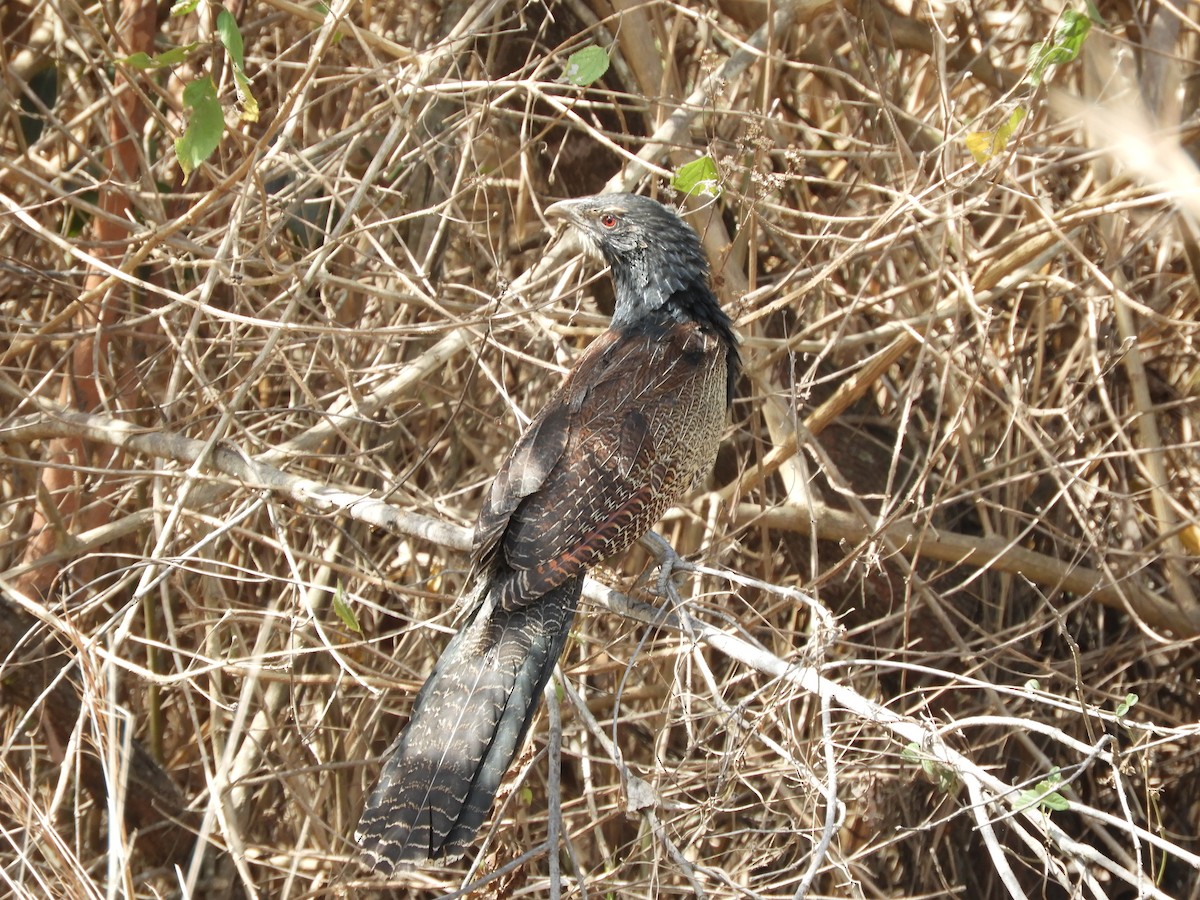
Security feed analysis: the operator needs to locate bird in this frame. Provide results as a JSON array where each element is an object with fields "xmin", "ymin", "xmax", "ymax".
[{"xmin": 355, "ymin": 192, "xmax": 740, "ymax": 872}]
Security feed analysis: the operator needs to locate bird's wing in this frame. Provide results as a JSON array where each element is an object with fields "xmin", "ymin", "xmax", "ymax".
[
  {"xmin": 473, "ymin": 323, "xmax": 702, "ymax": 609},
  {"xmin": 472, "ymin": 397, "xmax": 573, "ymax": 572}
]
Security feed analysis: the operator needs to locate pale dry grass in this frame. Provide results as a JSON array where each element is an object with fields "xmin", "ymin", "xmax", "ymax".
[{"xmin": 2, "ymin": 0, "xmax": 1199, "ymax": 898}]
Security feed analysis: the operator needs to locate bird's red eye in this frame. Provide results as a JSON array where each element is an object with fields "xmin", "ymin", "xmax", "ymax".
[{"xmin": 600, "ymin": 213, "xmax": 618, "ymax": 228}]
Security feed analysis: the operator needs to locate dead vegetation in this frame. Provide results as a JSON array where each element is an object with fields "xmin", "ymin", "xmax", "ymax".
[{"xmin": 2, "ymin": 0, "xmax": 1199, "ymax": 897}]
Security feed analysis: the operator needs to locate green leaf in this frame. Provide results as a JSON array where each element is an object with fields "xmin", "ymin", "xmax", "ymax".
[
  {"xmin": 156, "ymin": 43, "xmax": 200, "ymax": 67},
  {"xmin": 217, "ymin": 9, "xmax": 246, "ymax": 70},
  {"xmin": 119, "ymin": 42, "xmax": 201, "ymax": 70},
  {"xmin": 562, "ymin": 45, "xmax": 609, "ymax": 87},
  {"xmin": 903, "ymin": 742, "xmax": 958, "ymax": 794},
  {"xmin": 217, "ymin": 9, "xmax": 259, "ymax": 122},
  {"xmin": 1040, "ymin": 790, "xmax": 1071, "ymax": 811},
  {"xmin": 672, "ymin": 155, "xmax": 721, "ymax": 198},
  {"xmin": 171, "ymin": 0, "xmax": 201, "ymax": 16},
  {"xmin": 1116, "ymin": 692, "xmax": 1139, "ymax": 718},
  {"xmin": 175, "ymin": 77, "xmax": 223, "ymax": 176},
  {"xmin": 332, "ymin": 584, "xmax": 361, "ymax": 634},
  {"xmin": 1025, "ymin": 8, "xmax": 1094, "ymax": 87},
  {"xmin": 121, "ymin": 52, "xmax": 157, "ymax": 70},
  {"xmin": 1018, "ymin": 768, "xmax": 1069, "ymax": 814}
]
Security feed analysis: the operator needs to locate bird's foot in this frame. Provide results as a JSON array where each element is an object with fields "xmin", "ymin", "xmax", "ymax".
[{"xmin": 638, "ymin": 532, "xmax": 697, "ymax": 599}]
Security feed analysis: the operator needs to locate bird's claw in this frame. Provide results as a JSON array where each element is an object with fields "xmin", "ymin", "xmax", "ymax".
[{"xmin": 638, "ymin": 532, "xmax": 697, "ymax": 599}]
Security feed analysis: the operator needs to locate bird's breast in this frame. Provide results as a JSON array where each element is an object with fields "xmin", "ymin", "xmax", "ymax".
[{"xmin": 631, "ymin": 322, "xmax": 731, "ymax": 498}]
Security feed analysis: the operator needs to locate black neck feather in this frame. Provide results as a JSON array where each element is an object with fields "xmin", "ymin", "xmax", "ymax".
[{"xmin": 619, "ymin": 284, "xmax": 741, "ymax": 408}]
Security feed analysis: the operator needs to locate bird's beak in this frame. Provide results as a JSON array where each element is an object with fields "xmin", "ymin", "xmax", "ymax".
[
  {"xmin": 544, "ymin": 198, "xmax": 602, "ymax": 260},
  {"xmin": 544, "ymin": 199, "xmax": 575, "ymax": 223},
  {"xmin": 544, "ymin": 199, "xmax": 590, "ymax": 226}
]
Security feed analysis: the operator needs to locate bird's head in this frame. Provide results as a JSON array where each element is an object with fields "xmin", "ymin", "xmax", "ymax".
[{"xmin": 546, "ymin": 193, "xmax": 712, "ymax": 328}]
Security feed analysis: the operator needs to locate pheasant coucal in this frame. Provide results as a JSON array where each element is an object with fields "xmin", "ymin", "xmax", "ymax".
[{"xmin": 356, "ymin": 193, "xmax": 740, "ymax": 871}]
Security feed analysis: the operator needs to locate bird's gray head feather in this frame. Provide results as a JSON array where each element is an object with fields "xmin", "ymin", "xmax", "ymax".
[{"xmin": 546, "ymin": 193, "xmax": 711, "ymax": 329}]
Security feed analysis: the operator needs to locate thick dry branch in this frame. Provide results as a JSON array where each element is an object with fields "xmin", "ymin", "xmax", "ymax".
[
  {"xmin": 2, "ymin": 408, "xmax": 468, "ymax": 555},
  {"xmin": 734, "ymin": 501, "xmax": 1199, "ymax": 636}
]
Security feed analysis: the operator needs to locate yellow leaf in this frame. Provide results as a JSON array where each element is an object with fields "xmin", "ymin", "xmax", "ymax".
[
  {"xmin": 965, "ymin": 131, "xmax": 997, "ymax": 164},
  {"xmin": 965, "ymin": 107, "xmax": 1027, "ymax": 164},
  {"xmin": 1180, "ymin": 523, "xmax": 1200, "ymax": 555}
]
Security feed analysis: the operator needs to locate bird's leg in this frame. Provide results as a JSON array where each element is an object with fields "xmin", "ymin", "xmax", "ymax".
[
  {"xmin": 638, "ymin": 531, "xmax": 697, "ymax": 599},
  {"xmin": 635, "ymin": 531, "xmax": 701, "ymax": 673}
]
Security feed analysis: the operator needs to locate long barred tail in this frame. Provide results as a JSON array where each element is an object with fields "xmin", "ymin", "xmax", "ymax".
[{"xmin": 355, "ymin": 576, "xmax": 582, "ymax": 871}]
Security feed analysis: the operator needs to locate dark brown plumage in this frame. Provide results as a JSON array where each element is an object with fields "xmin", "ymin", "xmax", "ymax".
[{"xmin": 356, "ymin": 193, "xmax": 739, "ymax": 871}]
